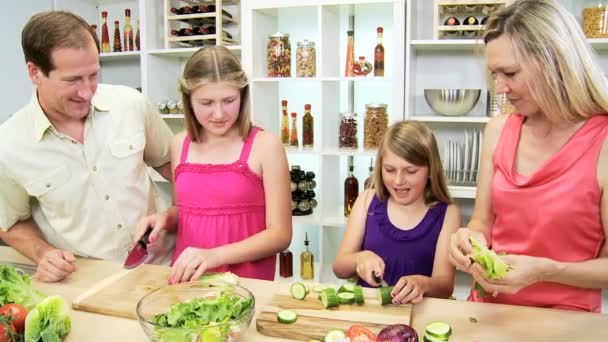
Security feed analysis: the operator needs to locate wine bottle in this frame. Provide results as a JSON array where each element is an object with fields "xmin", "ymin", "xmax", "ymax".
[
  {"xmin": 170, "ymin": 6, "xmax": 193, "ymax": 15},
  {"xmin": 171, "ymin": 28, "xmax": 193, "ymax": 36}
]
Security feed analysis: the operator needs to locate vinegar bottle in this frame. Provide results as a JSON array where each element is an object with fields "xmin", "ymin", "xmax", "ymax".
[
  {"xmin": 290, "ymin": 112, "xmax": 299, "ymax": 147},
  {"xmin": 300, "ymin": 232, "xmax": 314, "ymax": 280},
  {"xmin": 344, "ymin": 156, "xmax": 359, "ymax": 217},
  {"xmin": 374, "ymin": 27, "xmax": 385, "ymax": 76}
]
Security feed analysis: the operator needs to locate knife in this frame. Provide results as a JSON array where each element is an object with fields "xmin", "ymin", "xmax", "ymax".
[
  {"xmin": 123, "ymin": 228, "xmax": 152, "ymax": 269},
  {"xmin": 372, "ymin": 272, "xmax": 389, "ymax": 288}
]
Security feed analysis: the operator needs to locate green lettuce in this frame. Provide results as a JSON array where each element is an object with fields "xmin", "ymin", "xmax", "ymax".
[
  {"xmin": 24, "ymin": 295, "xmax": 71, "ymax": 342},
  {"xmin": 198, "ymin": 272, "xmax": 239, "ymax": 285},
  {"xmin": 469, "ymin": 237, "xmax": 509, "ymax": 280},
  {"xmin": 0, "ymin": 264, "xmax": 46, "ymax": 311}
]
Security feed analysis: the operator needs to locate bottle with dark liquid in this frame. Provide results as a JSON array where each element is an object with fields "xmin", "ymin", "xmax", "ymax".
[
  {"xmin": 279, "ymin": 249, "xmax": 293, "ymax": 278},
  {"xmin": 344, "ymin": 156, "xmax": 359, "ymax": 217},
  {"xmin": 101, "ymin": 11, "xmax": 110, "ymax": 53},
  {"xmin": 364, "ymin": 158, "xmax": 374, "ymax": 189},
  {"xmin": 171, "ymin": 28, "xmax": 195, "ymax": 36},
  {"xmin": 374, "ymin": 27, "xmax": 384, "ymax": 77},
  {"xmin": 170, "ymin": 6, "xmax": 193, "ymax": 15},
  {"xmin": 135, "ymin": 19, "xmax": 140, "ymax": 50}
]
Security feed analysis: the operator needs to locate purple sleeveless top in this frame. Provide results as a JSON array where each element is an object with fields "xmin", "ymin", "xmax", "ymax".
[{"xmin": 357, "ymin": 195, "xmax": 448, "ymax": 287}]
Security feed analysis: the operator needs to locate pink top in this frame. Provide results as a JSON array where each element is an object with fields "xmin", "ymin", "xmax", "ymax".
[
  {"xmin": 172, "ymin": 127, "xmax": 275, "ymax": 280},
  {"xmin": 470, "ymin": 114, "xmax": 608, "ymax": 312}
]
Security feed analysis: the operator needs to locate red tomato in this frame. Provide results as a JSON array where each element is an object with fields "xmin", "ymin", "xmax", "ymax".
[
  {"xmin": 0, "ymin": 304, "xmax": 27, "ymax": 333},
  {"xmin": 0, "ymin": 322, "xmax": 15, "ymax": 342},
  {"xmin": 347, "ymin": 325, "xmax": 376, "ymax": 342}
]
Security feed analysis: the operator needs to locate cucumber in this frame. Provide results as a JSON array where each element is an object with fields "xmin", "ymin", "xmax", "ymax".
[
  {"xmin": 353, "ymin": 285, "xmax": 364, "ymax": 304},
  {"xmin": 337, "ymin": 292, "xmax": 355, "ymax": 304},
  {"xmin": 337, "ymin": 283, "xmax": 355, "ymax": 293},
  {"xmin": 423, "ymin": 334, "xmax": 448, "ymax": 342},
  {"xmin": 319, "ymin": 289, "xmax": 340, "ymax": 308},
  {"xmin": 312, "ymin": 285, "xmax": 328, "ymax": 293},
  {"xmin": 325, "ymin": 329, "xmax": 346, "ymax": 342},
  {"xmin": 291, "ymin": 282, "xmax": 308, "ymax": 300},
  {"xmin": 378, "ymin": 286, "xmax": 394, "ymax": 305},
  {"xmin": 277, "ymin": 309, "xmax": 297, "ymax": 324},
  {"xmin": 425, "ymin": 321, "xmax": 452, "ymax": 339}
]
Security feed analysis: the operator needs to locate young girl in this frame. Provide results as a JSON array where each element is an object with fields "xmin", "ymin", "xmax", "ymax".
[
  {"xmin": 134, "ymin": 46, "xmax": 292, "ymax": 283},
  {"xmin": 333, "ymin": 121, "xmax": 461, "ymax": 304}
]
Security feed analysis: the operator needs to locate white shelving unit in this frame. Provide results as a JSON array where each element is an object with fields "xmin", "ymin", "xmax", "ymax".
[{"xmin": 241, "ymin": 0, "xmax": 405, "ymax": 283}]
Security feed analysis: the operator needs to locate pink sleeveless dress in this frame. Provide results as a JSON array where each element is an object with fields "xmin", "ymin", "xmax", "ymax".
[
  {"xmin": 469, "ymin": 114, "xmax": 608, "ymax": 312},
  {"xmin": 172, "ymin": 127, "xmax": 275, "ymax": 280}
]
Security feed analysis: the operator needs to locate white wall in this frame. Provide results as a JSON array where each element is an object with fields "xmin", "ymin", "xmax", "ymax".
[{"xmin": 0, "ymin": 1, "xmax": 53, "ymax": 123}]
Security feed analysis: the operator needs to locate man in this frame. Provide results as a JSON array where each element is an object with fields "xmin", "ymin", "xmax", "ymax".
[{"xmin": 0, "ymin": 11, "xmax": 174, "ymax": 282}]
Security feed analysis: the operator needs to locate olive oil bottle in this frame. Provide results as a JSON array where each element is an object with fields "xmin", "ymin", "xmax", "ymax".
[{"xmin": 300, "ymin": 232, "xmax": 314, "ymax": 280}]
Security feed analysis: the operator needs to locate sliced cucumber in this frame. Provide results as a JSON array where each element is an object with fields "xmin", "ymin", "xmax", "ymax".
[
  {"xmin": 425, "ymin": 321, "xmax": 452, "ymax": 339},
  {"xmin": 378, "ymin": 286, "xmax": 394, "ymax": 305},
  {"xmin": 291, "ymin": 282, "xmax": 308, "ymax": 300},
  {"xmin": 312, "ymin": 285, "xmax": 328, "ymax": 293},
  {"xmin": 337, "ymin": 292, "xmax": 355, "ymax": 304},
  {"xmin": 319, "ymin": 290, "xmax": 340, "ymax": 308},
  {"xmin": 325, "ymin": 329, "xmax": 346, "ymax": 342},
  {"xmin": 337, "ymin": 283, "xmax": 355, "ymax": 293},
  {"xmin": 353, "ymin": 285, "xmax": 364, "ymax": 304},
  {"xmin": 277, "ymin": 309, "xmax": 297, "ymax": 324},
  {"xmin": 423, "ymin": 334, "xmax": 448, "ymax": 342}
]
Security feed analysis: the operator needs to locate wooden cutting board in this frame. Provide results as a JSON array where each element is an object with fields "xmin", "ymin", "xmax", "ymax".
[
  {"xmin": 256, "ymin": 286, "xmax": 412, "ymax": 341},
  {"xmin": 72, "ymin": 264, "xmax": 171, "ymax": 319}
]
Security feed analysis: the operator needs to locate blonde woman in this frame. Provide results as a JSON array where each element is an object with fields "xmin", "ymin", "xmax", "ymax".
[
  {"xmin": 134, "ymin": 46, "xmax": 292, "ymax": 283},
  {"xmin": 333, "ymin": 121, "xmax": 461, "ymax": 304},
  {"xmin": 449, "ymin": 0, "xmax": 608, "ymax": 312}
]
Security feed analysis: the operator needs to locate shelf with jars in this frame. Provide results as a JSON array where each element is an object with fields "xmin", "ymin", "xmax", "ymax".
[{"xmin": 242, "ymin": 0, "xmax": 405, "ymax": 283}]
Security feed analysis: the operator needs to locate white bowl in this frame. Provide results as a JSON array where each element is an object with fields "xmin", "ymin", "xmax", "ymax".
[{"xmin": 424, "ymin": 89, "xmax": 481, "ymax": 116}]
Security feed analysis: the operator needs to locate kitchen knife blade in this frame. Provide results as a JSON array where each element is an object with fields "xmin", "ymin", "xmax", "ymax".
[
  {"xmin": 372, "ymin": 272, "xmax": 389, "ymax": 287},
  {"xmin": 123, "ymin": 228, "xmax": 152, "ymax": 269}
]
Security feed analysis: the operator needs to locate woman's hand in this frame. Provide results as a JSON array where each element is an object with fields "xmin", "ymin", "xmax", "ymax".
[
  {"xmin": 449, "ymin": 227, "xmax": 488, "ymax": 272},
  {"xmin": 391, "ymin": 275, "xmax": 427, "ymax": 304},
  {"xmin": 169, "ymin": 247, "xmax": 220, "ymax": 284},
  {"xmin": 471, "ymin": 254, "xmax": 548, "ymax": 295},
  {"xmin": 355, "ymin": 250, "xmax": 385, "ymax": 286}
]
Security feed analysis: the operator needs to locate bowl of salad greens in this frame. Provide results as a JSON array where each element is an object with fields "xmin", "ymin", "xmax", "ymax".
[{"xmin": 136, "ymin": 280, "xmax": 255, "ymax": 342}]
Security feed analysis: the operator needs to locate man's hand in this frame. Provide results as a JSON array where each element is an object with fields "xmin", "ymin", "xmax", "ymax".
[{"xmin": 35, "ymin": 249, "xmax": 77, "ymax": 282}]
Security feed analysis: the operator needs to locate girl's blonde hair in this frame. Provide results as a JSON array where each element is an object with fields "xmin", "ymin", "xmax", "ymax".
[
  {"xmin": 373, "ymin": 121, "xmax": 452, "ymax": 205},
  {"xmin": 179, "ymin": 46, "xmax": 252, "ymax": 142},
  {"xmin": 484, "ymin": 0, "xmax": 608, "ymax": 123}
]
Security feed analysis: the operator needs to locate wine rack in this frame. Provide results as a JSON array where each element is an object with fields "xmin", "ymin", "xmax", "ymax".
[
  {"xmin": 163, "ymin": 0, "xmax": 240, "ymax": 48},
  {"xmin": 433, "ymin": 0, "xmax": 513, "ymax": 39}
]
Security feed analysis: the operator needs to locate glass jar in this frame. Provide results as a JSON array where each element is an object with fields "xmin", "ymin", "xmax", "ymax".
[
  {"xmin": 296, "ymin": 40, "xmax": 316, "ymax": 77},
  {"xmin": 267, "ymin": 32, "xmax": 291, "ymax": 77},
  {"xmin": 279, "ymin": 250, "xmax": 293, "ymax": 278},
  {"xmin": 583, "ymin": 1, "xmax": 608, "ymax": 38},
  {"xmin": 339, "ymin": 112, "xmax": 358, "ymax": 149},
  {"xmin": 364, "ymin": 103, "xmax": 388, "ymax": 149}
]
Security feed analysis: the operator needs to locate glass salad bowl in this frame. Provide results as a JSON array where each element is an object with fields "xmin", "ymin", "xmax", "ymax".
[{"xmin": 136, "ymin": 280, "xmax": 255, "ymax": 342}]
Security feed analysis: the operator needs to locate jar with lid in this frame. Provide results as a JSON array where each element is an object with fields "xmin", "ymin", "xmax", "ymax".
[
  {"xmin": 339, "ymin": 112, "xmax": 358, "ymax": 149},
  {"xmin": 267, "ymin": 32, "xmax": 291, "ymax": 77},
  {"xmin": 364, "ymin": 103, "xmax": 388, "ymax": 149},
  {"xmin": 279, "ymin": 249, "xmax": 293, "ymax": 278},
  {"xmin": 583, "ymin": 1, "xmax": 608, "ymax": 38},
  {"xmin": 296, "ymin": 40, "xmax": 316, "ymax": 77}
]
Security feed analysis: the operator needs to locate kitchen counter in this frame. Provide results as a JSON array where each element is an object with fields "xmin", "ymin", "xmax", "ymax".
[{"xmin": 1, "ymin": 246, "xmax": 607, "ymax": 341}]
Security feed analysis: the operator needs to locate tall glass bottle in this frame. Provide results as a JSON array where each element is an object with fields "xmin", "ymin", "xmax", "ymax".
[
  {"xmin": 113, "ymin": 21, "xmax": 122, "ymax": 52},
  {"xmin": 135, "ymin": 19, "xmax": 140, "ymax": 51},
  {"xmin": 101, "ymin": 11, "xmax": 110, "ymax": 53},
  {"xmin": 290, "ymin": 112, "xmax": 299, "ymax": 147},
  {"xmin": 123, "ymin": 9, "xmax": 134, "ymax": 51},
  {"xmin": 345, "ymin": 30, "xmax": 355, "ymax": 77},
  {"xmin": 364, "ymin": 158, "xmax": 374, "ymax": 189},
  {"xmin": 300, "ymin": 232, "xmax": 314, "ymax": 280},
  {"xmin": 302, "ymin": 104, "xmax": 314, "ymax": 148},
  {"xmin": 344, "ymin": 156, "xmax": 359, "ymax": 217},
  {"xmin": 374, "ymin": 27, "xmax": 385, "ymax": 76},
  {"xmin": 280, "ymin": 100, "xmax": 290, "ymax": 145}
]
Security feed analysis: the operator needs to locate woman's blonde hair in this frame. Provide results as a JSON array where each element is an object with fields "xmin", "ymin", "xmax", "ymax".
[
  {"xmin": 373, "ymin": 121, "xmax": 452, "ymax": 205},
  {"xmin": 484, "ymin": 0, "xmax": 608, "ymax": 123},
  {"xmin": 179, "ymin": 46, "xmax": 252, "ymax": 142}
]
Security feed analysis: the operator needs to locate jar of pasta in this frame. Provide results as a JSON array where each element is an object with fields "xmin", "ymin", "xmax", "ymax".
[
  {"xmin": 583, "ymin": 1, "xmax": 608, "ymax": 38},
  {"xmin": 267, "ymin": 32, "xmax": 291, "ymax": 77},
  {"xmin": 296, "ymin": 40, "xmax": 316, "ymax": 77},
  {"xmin": 364, "ymin": 103, "xmax": 388, "ymax": 149},
  {"xmin": 339, "ymin": 112, "xmax": 358, "ymax": 149}
]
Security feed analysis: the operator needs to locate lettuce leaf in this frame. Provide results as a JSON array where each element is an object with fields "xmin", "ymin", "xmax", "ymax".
[
  {"xmin": 0, "ymin": 264, "xmax": 46, "ymax": 311},
  {"xmin": 24, "ymin": 295, "xmax": 71, "ymax": 342},
  {"xmin": 469, "ymin": 237, "xmax": 509, "ymax": 280}
]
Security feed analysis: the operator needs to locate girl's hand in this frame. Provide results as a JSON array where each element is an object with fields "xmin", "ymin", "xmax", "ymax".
[
  {"xmin": 133, "ymin": 211, "xmax": 171, "ymax": 246},
  {"xmin": 472, "ymin": 254, "xmax": 546, "ymax": 296},
  {"xmin": 391, "ymin": 275, "xmax": 426, "ymax": 304},
  {"xmin": 169, "ymin": 247, "xmax": 220, "ymax": 284},
  {"xmin": 355, "ymin": 250, "xmax": 385, "ymax": 286},
  {"xmin": 449, "ymin": 227, "xmax": 487, "ymax": 272}
]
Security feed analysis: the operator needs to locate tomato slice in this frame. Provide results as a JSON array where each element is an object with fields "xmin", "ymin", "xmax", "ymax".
[{"xmin": 347, "ymin": 325, "xmax": 376, "ymax": 342}]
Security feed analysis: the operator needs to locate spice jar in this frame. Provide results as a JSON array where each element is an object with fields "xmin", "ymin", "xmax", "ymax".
[
  {"xmin": 157, "ymin": 101, "xmax": 169, "ymax": 114},
  {"xmin": 167, "ymin": 100, "xmax": 178, "ymax": 114},
  {"xmin": 583, "ymin": 1, "xmax": 608, "ymax": 38},
  {"xmin": 296, "ymin": 40, "xmax": 316, "ymax": 77},
  {"xmin": 339, "ymin": 112, "xmax": 358, "ymax": 149},
  {"xmin": 279, "ymin": 250, "xmax": 293, "ymax": 278},
  {"xmin": 364, "ymin": 103, "xmax": 388, "ymax": 149},
  {"xmin": 267, "ymin": 32, "xmax": 291, "ymax": 77}
]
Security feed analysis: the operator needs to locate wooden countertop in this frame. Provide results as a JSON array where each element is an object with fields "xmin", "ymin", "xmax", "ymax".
[{"xmin": 1, "ymin": 247, "xmax": 607, "ymax": 341}]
